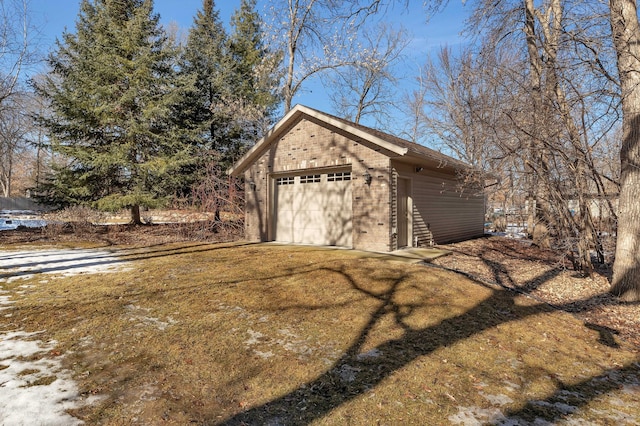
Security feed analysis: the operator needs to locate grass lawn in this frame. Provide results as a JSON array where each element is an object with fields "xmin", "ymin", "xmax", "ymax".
[{"xmin": 1, "ymin": 241, "xmax": 638, "ymax": 425}]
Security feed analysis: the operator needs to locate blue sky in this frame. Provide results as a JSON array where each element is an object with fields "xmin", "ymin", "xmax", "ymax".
[{"xmin": 28, "ymin": 0, "xmax": 469, "ymax": 123}]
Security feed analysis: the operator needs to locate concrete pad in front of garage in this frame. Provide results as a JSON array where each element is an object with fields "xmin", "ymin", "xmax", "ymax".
[
  {"xmin": 262, "ymin": 242, "xmax": 450, "ymax": 264},
  {"xmin": 385, "ymin": 247, "xmax": 451, "ymax": 262},
  {"xmin": 356, "ymin": 247, "xmax": 451, "ymax": 263}
]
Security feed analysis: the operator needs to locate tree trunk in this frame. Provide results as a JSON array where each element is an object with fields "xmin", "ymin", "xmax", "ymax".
[
  {"xmin": 609, "ymin": 0, "xmax": 640, "ymax": 301},
  {"xmin": 130, "ymin": 205, "xmax": 143, "ymax": 225},
  {"xmin": 523, "ymin": 0, "xmax": 547, "ymax": 246},
  {"xmin": 1, "ymin": 155, "xmax": 12, "ymax": 197}
]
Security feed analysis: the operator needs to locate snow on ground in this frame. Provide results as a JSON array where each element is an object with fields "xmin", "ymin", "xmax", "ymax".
[
  {"xmin": 0, "ymin": 248, "xmax": 132, "ymax": 284},
  {"xmin": 0, "ymin": 210, "xmax": 47, "ymax": 231},
  {"xmin": 0, "ymin": 248, "xmax": 130, "ymax": 425},
  {"xmin": 488, "ymin": 224, "xmax": 528, "ymax": 239},
  {"xmin": 0, "ymin": 329, "xmax": 97, "ymax": 426}
]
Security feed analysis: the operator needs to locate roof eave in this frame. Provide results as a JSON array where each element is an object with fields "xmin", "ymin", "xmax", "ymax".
[{"xmin": 403, "ymin": 151, "xmax": 469, "ymax": 171}]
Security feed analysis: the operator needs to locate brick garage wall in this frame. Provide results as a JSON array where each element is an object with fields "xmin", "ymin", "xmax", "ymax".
[{"xmin": 244, "ymin": 116, "xmax": 393, "ymax": 252}]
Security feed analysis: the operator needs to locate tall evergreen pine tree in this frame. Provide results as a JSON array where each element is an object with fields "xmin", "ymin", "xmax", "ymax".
[
  {"xmin": 225, "ymin": 0, "xmax": 281, "ymax": 161},
  {"xmin": 34, "ymin": 0, "xmax": 194, "ymax": 224},
  {"xmin": 178, "ymin": 0, "xmax": 227, "ymax": 155},
  {"xmin": 179, "ymin": 0, "xmax": 280, "ymax": 172}
]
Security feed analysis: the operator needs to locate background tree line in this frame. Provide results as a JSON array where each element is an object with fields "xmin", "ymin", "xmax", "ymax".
[
  {"xmin": 411, "ymin": 0, "xmax": 640, "ymax": 301},
  {"xmin": 1, "ymin": 0, "xmax": 640, "ymax": 301}
]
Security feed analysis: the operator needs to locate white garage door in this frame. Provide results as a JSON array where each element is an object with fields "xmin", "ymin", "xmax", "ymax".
[{"xmin": 274, "ymin": 171, "xmax": 352, "ymax": 247}]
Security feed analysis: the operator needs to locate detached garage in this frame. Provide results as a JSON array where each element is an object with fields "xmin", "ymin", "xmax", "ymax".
[{"xmin": 228, "ymin": 105, "xmax": 485, "ymax": 252}]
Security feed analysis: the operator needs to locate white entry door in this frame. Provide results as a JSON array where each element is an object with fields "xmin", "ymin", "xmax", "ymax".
[{"xmin": 274, "ymin": 171, "xmax": 352, "ymax": 247}]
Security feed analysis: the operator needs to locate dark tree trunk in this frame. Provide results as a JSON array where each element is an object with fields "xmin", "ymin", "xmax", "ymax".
[{"xmin": 130, "ymin": 205, "xmax": 143, "ymax": 225}]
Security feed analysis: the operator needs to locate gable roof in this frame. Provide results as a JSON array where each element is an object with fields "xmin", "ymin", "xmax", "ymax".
[{"xmin": 228, "ymin": 104, "xmax": 471, "ymax": 176}]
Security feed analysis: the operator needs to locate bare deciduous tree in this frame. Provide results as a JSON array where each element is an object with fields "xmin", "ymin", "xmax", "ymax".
[
  {"xmin": 0, "ymin": 0, "xmax": 35, "ymax": 106},
  {"xmin": 0, "ymin": 0, "xmax": 38, "ymax": 197},
  {"xmin": 0, "ymin": 92, "xmax": 29, "ymax": 196},
  {"xmin": 325, "ymin": 23, "xmax": 409, "ymax": 125},
  {"xmin": 265, "ymin": 0, "xmax": 397, "ymax": 112},
  {"xmin": 414, "ymin": 0, "xmax": 620, "ymax": 275},
  {"xmin": 410, "ymin": 0, "xmax": 638, "ymax": 299}
]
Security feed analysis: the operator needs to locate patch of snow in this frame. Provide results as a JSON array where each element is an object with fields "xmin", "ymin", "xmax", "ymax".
[
  {"xmin": 356, "ymin": 348, "xmax": 383, "ymax": 360},
  {"xmin": 280, "ymin": 340, "xmax": 312, "ymax": 356},
  {"xmin": 243, "ymin": 329, "xmax": 273, "ymax": 358},
  {"xmin": 125, "ymin": 305, "xmax": 177, "ymax": 331},
  {"xmin": 530, "ymin": 399, "xmax": 578, "ymax": 414},
  {"xmin": 273, "ymin": 329, "xmax": 313, "ymax": 357},
  {"xmin": 450, "ymin": 405, "xmax": 596, "ymax": 426},
  {"xmin": 137, "ymin": 383, "xmax": 159, "ymax": 402},
  {"xmin": 254, "ymin": 350, "xmax": 274, "ymax": 359},
  {"xmin": 0, "ymin": 210, "xmax": 47, "ymax": 230},
  {"xmin": 508, "ymin": 358, "xmax": 524, "ymax": 370},
  {"xmin": 244, "ymin": 329, "xmax": 264, "ymax": 346},
  {"xmin": 0, "ymin": 330, "xmax": 101, "ymax": 425},
  {"xmin": 589, "ymin": 408, "xmax": 640, "ymax": 425},
  {"xmin": 622, "ymin": 383, "xmax": 640, "ymax": 394},
  {"xmin": 0, "ymin": 248, "xmax": 131, "ymax": 283},
  {"xmin": 480, "ymin": 392, "xmax": 514, "ymax": 406},
  {"xmin": 278, "ymin": 328, "xmax": 297, "ymax": 338},
  {"xmin": 607, "ymin": 396, "xmax": 626, "ymax": 407},
  {"xmin": 0, "ymin": 247, "xmax": 133, "ymax": 424},
  {"xmin": 448, "ymin": 406, "xmax": 508, "ymax": 425},
  {"xmin": 503, "ymin": 380, "xmax": 521, "ymax": 392},
  {"xmin": 0, "ymin": 293, "xmax": 12, "ymax": 311},
  {"xmin": 487, "ymin": 224, "xmax": 528, "ymax": 239},
  {"xmin": 336, "ymin": 364, "xmax": 360, "ymax": 383}
]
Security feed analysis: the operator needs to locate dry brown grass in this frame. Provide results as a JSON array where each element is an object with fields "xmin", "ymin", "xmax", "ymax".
[{"xmin": 1, "ymin": 241, "xmax": 638, "ymax": 425}]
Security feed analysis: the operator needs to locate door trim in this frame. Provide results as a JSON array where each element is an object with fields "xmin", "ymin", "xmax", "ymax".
[{"xmin": 397, "ymin": 177, "xmax": 413, "ymax": 249}]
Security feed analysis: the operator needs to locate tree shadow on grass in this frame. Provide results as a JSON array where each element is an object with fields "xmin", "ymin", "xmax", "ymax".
[
  {"xmin": 220, "ymin": 258, "xmax": 638, "ymax": 425},
  {"xmin": 0, "ymin": 242, "xmax": 262, "ymax": 281},
  {"xmin": 511, "ymin": 362, "xmax": 639, "ymax": 422},
  {"xmin": 8, "ymin": 241, "xmax": 635, "ymax": 424}
]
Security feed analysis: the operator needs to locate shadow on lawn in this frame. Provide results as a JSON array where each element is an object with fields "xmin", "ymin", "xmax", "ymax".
[
  {"xmin": 0, "ymin": 242, "xmax": 259, "ymax": 280},
  {"xmin": 5, "ymin": 241, "xmax": 636, "ymax": 424},
  {"xmin": 220, "ymin": 246, "xmax": 639, "ymax": 425}
]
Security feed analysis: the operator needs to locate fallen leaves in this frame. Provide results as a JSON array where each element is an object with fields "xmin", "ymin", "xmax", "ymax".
[{"xmin": 432, "ymin": 237, "xmax": 640, "ymax": 348}]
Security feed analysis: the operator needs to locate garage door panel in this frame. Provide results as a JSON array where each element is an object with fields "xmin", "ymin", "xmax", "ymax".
[
  {"xmin": 325, "ymin": 211, "xmax": 352, "ymax": 246},
  {"xmin": 273, "ymin": 172, "xmax": 352, "ymax": 247},
  {"xmin": 274, "ymin": 181, "xmax": 295, "ymax": 242}
]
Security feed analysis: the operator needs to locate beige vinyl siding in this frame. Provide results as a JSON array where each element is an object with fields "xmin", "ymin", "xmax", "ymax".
[
  {"xmin": 412, "ymin": 206, "xmax": 434, "ymax": 247},
  {"xmin": 395, "ymin": 162, "xmax": 484, "ymax": 245}
]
